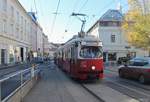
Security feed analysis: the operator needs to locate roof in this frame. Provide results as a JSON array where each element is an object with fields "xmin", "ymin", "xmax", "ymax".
[
  {"xmin": 99, "ymin": 9, "xmax": 123, "ymax": 21},
  {"xmin": 56, "ymin": 35, "xmax": 102, "ymax": 52},
  {"xmin": 87, "ymin": 9, "xmax": 124, "ymax": 33}
]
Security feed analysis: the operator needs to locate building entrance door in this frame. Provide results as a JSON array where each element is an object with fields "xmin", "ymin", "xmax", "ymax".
[
  {"xmin": 1, "ymin": 49, "xmax": 6, "ymax": 64},
  {"xmin": 20, "ymin": 48, "xmax": 24, "ymax": 62}
]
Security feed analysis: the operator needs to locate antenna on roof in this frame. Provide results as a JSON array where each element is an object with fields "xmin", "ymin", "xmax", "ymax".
[{"xmin": 117, "ymin": 1, "xmax": 122, "ymax": 13}]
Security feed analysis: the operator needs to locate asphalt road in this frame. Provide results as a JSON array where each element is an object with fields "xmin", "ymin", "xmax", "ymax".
[
  {"xmin": 2, "ymin": 61, "xmax": 150, "ymax": 102},
  {"xmin": 0, "ymin": 63, "xmax": 32, "ymax": 78},
  {"xmin": 0, "ymin": 63, "xmax": 39, "ymax": 100}
]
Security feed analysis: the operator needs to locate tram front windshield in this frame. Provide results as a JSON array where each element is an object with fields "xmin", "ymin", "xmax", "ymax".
[{"xmin": 80, "ymin": 46, "xmax": 102, "ymax": 58}]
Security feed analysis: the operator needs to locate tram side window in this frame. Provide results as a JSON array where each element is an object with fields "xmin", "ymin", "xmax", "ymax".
[
  {"xmin": 65, "ymin": 50, "xmax": 68, "ymax": 60},
  {"xmin": 67, "ymin": 48, "xmax": 71, "ymax": 59},
  {"xmin": 71, "ymin": 47, "xmax": 74, "ymax": 59},
  {"xmin": 62, "ymin": 51, "xmax": 66, "ymax": 61}
]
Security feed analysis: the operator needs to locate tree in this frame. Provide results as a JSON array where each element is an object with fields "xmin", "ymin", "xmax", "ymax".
[{"xmin": 123, "ymin": 0, "xmax": 150, "ymax": 50}]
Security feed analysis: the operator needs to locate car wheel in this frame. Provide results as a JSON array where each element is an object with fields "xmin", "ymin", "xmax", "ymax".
[
  {"xmin": 139, "ymin": 75, "xmax": 146, "ymax": 84},
  {"xmin": 119, "ymin": 70, "xmax": 124, "ymax": 78}
]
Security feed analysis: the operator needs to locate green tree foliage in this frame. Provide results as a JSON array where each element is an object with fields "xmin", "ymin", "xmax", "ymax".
[{"xmin": 123, "ymin": 0, "xmax": 150, "ymax": 50}]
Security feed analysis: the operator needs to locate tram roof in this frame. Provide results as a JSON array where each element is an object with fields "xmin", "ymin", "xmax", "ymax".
[{"xmin": 56, "ymin": 35, "xmax": 102, "ymax": 52}]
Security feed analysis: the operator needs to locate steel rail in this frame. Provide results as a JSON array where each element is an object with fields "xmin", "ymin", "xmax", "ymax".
[
  {"xmin": 80, "ymin": 84, "xmax": 105, "ymax": 102},
  {"xmin": 105, "ymin": 69, "xmax": 150, "ymax": 91}
]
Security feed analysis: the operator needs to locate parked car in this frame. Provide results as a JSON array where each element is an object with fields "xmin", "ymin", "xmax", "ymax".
[
  {"xmin": 32, "ymin": 57, "xmax": 44, "ymax": 64},
  {"xmin": 117, "ymin": 57, "xmax": 130, "ymax": 65},
  {"xmin": 118, "ymin": 57, "xmax": 150, "ymax": 84}
]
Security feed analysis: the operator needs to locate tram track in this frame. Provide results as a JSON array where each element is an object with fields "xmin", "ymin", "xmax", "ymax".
[
  {"xmin": 105, "ymin": 79, "xmax": 150, "ymax": 101},
  {"xmin": 105, "ymin": 69, "xmax": 150, "ymax": 91},
  {"xmin": 80, "ymin": 83, "xmax": 105, "ymax": 102},
  {"xmin": 79, "ymin": 81, "xmax": 140, "ymax": 102},
  {"xmin": 104, "ymin": 69, "xmax": 150, "ymax": 101}
]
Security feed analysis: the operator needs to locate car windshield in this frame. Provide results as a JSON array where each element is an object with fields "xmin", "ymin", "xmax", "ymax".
[{"xmin": 79, "ymin": 46, "xmax": 102, "ymax": 58}]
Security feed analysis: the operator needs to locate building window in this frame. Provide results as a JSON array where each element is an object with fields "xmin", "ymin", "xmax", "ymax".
[
  {"xmin": 10, "ymin": 24, "xmax": 14, "ymax": 35},
  {"xmin": 2, "ymin": 20, "xmax": 7, "ymax": 33},
  {"xmin": 21, "ymin": 16, "xmax": 23, "ymax": 25},
  {"xmin": 100, "ymin": 21, "xmax": 121, "ymax": 27},
  {"xmin": 16, "ymin": 11, "xmax": 19, "ymax": 23},
  {"xmin": 111, "ymin": 35, "xmax": 115, "ymax": 43},
  {"xmin": 2, "ymin": 0, "xmax": 7, "ymax": 12},
  {"xmin": 10, "ymin": 6, "xmax": 14, "ymax": 17}
]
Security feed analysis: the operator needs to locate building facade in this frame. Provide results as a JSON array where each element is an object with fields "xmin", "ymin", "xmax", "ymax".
[
  {"xmin": 0, "ymin": 0, "xmax": 46, "ymax": 65},
  {"xmin": 0, "ymin": 0, "xmax": 33, "ymax": 64},
  {"xmin": 87, "ymin": 9, "xmax": 149, "ymax": 63},
  {"xmin": 43, "ymin": 34, "xmax": 58, "ymax": 58}
]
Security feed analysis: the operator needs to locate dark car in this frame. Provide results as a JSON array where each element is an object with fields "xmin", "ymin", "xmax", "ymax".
[
  {"xmin": 32, "ymin": 57, "xmax": 44, "ymax": 64},
  {"xmin": 117, "ymin": 57, "xmax": 130, "ymax": 65},
  {"xmin": 118, "ymin": 57, "xmax": 150, "ymax": 84}
]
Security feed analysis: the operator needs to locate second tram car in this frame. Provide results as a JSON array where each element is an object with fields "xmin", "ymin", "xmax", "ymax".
[{"xmin": 54, "ymin": 35, "xmax": 103, "ymax": 80}]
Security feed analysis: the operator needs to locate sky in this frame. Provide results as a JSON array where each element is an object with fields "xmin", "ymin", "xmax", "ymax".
[{"xmin": 18, "ymin": 0, "xmax": 128, "ymax": 43}]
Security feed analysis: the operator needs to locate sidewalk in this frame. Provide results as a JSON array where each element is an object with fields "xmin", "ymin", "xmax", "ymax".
[
  {"xmin": 23, "ymin": 64, "xmax": 78, "ymax": 102},
  {"xmin": 23, "ymin": 63, "xmax": 139, "ymax": 102},
  {"xmin": 23, "ymin": 64, "xmax": 100, "ymax": 102}
]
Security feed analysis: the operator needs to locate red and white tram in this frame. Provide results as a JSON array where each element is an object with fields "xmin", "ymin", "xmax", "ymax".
[{"xmin": 54, "ymin": 35, "xmax": 103, "ymax": 80}]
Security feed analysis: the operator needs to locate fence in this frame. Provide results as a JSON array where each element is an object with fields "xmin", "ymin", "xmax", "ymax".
[{"xmin": 0, "ymin": 65, "xmax": 40, "ymax": 102}]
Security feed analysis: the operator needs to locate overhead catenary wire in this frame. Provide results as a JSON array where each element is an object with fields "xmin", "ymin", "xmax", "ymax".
[
  {"xmin": 38, "ymin": 0, "xmax": 44, "ymax": 16},
  {"xmin": 96, "ymin": 0, "xmax": 116, "ymax": 16},
  {"xmin": 78, "ymin": 0, "xmax": 89, "ymax": 12},
  {"xmin": 33, "ymin": 0, "xmax": 38, "ymax": 14},
  {"xmin": 33, "ymin": 0, "xmax": 41, "ymax": 22},
  {"xmin": 51, "ymin": 0, "xmax": 61, "ymax": 35}
]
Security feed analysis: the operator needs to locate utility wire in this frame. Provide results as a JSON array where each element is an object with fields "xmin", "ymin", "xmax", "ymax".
[
  {"xmin": 96, "ymin": 0, "xmax": 116, "ymax": 16},
  {"xmin": 34, "ymin": 0, "xmax": 38, "ymax": 14},
  {"xmin": 78, "ymin": 0, "xmax": 89, "ymax": 12},
  {"xmin": 64, "ymin": 0, "xmax": 80, "ymax": 32},
  {"xmin": 51, "ymin": 0, "xmax": 61, "ymax": 35},
  {"xmin": 33, "ymin": 0, "xmax": 41, "ymax": 22},
  {"xmin": 38, "ymin": 0, "xmax": 44, "ymax": 16}
]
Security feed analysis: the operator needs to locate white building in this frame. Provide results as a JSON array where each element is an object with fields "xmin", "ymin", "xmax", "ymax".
[
  {"xmin": 28, "ymin": 12, "xmax": 44, "ymax": 58},
  {"xmin": 43, "ymin": 34, "xmax": 49, "ymax": 56},
  {"xmin": 0, "ymin": 0, "xmax": 33, "ymax": 64},
  {"xmin": 87, "ymin": 9, "xmax": 148, "ymax": 62},
  {"xmin": 43, "ymin": 34, "xmax": 58, "ymax": 58},
  {"xmin": 0, "ymin": 0, "xmax": 45, "ymax": 65}
]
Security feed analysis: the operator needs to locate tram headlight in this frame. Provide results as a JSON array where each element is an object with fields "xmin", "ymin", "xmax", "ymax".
[{"xmin": 91, "ymin": 66, "xmax": 96, "ymax": 70}]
